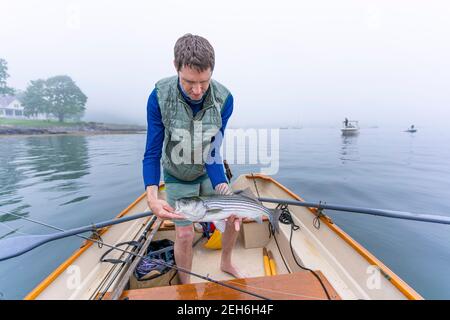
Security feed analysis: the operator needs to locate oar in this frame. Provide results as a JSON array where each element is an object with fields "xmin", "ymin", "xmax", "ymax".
[
  {"xmin": 0, "ymin": 211, "xmax": 270, "ymax": 299},
  {"xmin": 0, "ymin": 211, "xmax": 154, "ymax": 262},
  {"xmin": 2, "ymin": 197, "xmax": 448, "ymax": 262},
  {"xmin": 257, "ymin": 197, "xmax": 450, "ymax": 225}
]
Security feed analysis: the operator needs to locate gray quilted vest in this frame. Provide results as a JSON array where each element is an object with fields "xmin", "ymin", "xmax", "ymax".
[{"xmin": 156, "ymin": 76, "xmax": 230, "ymax": 181}]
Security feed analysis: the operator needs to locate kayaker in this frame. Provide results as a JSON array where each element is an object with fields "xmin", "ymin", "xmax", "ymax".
[{"xmin": 142, "ymin": 34, "xmax": 242, "ymax": 284}]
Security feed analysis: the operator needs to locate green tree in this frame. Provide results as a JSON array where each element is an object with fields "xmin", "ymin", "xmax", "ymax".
[
  {"xmin": 21, "ymin": 75, "xmax": 87, "ymax": 122},
  {"xmin": 45, "ymin": 75, "xmax": 87, "ymax": 122},
  {"xmin": 0, "ymin": 58, "xmax": 15, "ymax": 95},
  {"xmin": 21, "ymin": 79, "xmax": 49, "ymax": 117}
]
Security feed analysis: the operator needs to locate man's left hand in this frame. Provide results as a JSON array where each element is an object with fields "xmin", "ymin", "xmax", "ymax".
[
  {"xmin": 215, "ymin": 183, "xmax": 241, "ymax": 231},
  {"xmin": 226, "ymin": 215, "xmax": 242, "ymax": 232},
  {"xmin": 215, "ymin": 182, "xmax": 233, "ymax": 195}
]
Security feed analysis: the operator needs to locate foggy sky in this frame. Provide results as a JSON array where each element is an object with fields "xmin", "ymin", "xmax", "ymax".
[{"xmin": 1, "ymin": 0, "xmax": 450, "ymax": 128}]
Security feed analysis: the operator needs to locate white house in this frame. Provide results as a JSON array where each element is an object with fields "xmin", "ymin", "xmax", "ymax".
[
  {"xmin": 0, "ymin": 95, "xmax": 25, "ymax": 118},
  {"xmin": 0, "ymin": 95, "xmax": 51, "ymax": 120}
]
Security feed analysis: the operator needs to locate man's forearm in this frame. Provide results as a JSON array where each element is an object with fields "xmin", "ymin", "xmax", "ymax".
[{"xmin": 146, "ymin": 185, "xmax": 159, "ymax": 201}]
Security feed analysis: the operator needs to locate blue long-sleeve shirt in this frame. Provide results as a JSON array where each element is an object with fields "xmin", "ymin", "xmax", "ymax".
[{"xmin": 142, "ymin": 84, "xmax": 233, "ymax": 189}]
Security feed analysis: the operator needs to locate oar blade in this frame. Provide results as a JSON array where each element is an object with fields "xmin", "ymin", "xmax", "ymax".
[{"xmin": 0, "ymin": 234, "xmax": 51, "ymax": 261}]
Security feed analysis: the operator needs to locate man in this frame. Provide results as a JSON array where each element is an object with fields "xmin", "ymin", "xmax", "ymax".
[{"xmin": 143, "ymin": 34, "xmax": 242, "ymax": 284}]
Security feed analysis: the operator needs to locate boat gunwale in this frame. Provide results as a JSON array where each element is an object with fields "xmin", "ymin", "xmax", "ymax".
[{"xmin": 24, "ymin": 190, "xmax": 150, "ymax": 300}]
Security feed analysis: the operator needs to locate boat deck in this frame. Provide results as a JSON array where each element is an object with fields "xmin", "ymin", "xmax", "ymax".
[
  {"xmin": 104, "ymin": 272, "xmax": 340, "ymax": 300},
  {"xmin": 152, "ymin": 226, "xmax": 288, "ymax": 284},
  {"xmin": 100, "ymin": 226, "xmax": 341, "ymax": 300}
]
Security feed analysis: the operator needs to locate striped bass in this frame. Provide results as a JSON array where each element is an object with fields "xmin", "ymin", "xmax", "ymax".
[{"xmin": 174, "ymin": 188, "xmax": 281, "ymax": 232}]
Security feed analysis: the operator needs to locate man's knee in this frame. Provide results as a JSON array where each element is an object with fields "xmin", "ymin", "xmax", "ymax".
[{"xmin": 175, "ymin": 225, "xmax": 194, "ymax": 245}]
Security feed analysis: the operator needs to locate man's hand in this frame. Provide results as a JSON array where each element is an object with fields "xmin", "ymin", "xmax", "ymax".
[
  {"xmin": 214, "ymin": 184, "xmax": 241, "ymax": 231},
  {"xmin": 226, "ymin": 214, "xmax": 242, "ymax": 232},
  {"xmin": 148, "ymin": 198, "xmax": 185, "ymax": 220},
  {"xmin": 215, "ymin": 182, "xmax": 233, "ymax": 195},
  {"xmin": 146, "ymin": 185, "xmax": 185, "ymax": 220}
]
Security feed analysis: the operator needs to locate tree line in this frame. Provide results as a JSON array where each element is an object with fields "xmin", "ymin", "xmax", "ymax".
[{"xmin": 1, "ymin": 58, "xmax": 87, "ymax": 122}]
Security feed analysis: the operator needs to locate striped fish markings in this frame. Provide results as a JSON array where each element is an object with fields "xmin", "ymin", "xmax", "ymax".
[{"xmin": 174, "ymin": 188, "xmax": 281, "ymax": 232}]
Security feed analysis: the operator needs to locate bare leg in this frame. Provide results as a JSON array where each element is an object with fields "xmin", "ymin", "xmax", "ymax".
[
  {"xmin": 174, "ymin": 224, "xmax": 195, "ymax": 284},
  {"xmin": 220, "ymin": 217, "xmax": 245, "ymax": 278}
]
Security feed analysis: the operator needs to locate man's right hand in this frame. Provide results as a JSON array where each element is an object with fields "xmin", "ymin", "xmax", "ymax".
[
  {"xmin": 146, "ymin": 185, "xmax": 185, "ymax": 220},
  {"xmin": 148, "ymin": 198, "xmax": 185, "ymax": 220}
]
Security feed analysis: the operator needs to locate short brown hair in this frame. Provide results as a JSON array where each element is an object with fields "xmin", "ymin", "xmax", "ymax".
[{"xmin": 174, "ymin": 34, "xmax": 215, "ymax": 72}]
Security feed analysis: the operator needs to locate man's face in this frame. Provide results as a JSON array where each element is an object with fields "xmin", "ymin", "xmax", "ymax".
[{"xmin": 177, "ymin": 65, "xmax": 212, "ymax": 101}]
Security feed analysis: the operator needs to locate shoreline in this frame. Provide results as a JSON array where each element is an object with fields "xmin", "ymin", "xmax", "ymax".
[
  {"xmin": 0, "ymin": 123, "xmax": 146, "ymax": 136},
  {"xmin": 0, "ymin": 130, "xmax": 146, "ymax": 138}
]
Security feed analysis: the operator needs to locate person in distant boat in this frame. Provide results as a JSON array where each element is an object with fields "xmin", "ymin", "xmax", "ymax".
[
  {"xmin": 344, "ymin": 118, "xmax": 349, "ymax": 127},
  {"xmin": 142, "ymin": 34, "xmax": 242, "ymax": 284},
  {"xmin": 411, "ymin": 125, "xmax": 415, "ymax": 130}
]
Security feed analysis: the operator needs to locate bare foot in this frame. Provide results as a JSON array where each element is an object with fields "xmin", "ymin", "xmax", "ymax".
[{"xmin": 220, "ymin": 262, "xmax": 247, "ymax": 279}]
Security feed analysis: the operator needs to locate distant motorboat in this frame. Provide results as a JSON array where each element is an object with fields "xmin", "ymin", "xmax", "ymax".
[
  {"xmin": 405, "ymin": 125, "xmax": 417, "ymax": 133},
  {"xmin": 341, "ymin": 120, "xmax": 359, "ymax": 135}
]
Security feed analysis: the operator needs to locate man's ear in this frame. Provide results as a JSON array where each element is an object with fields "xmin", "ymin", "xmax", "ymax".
[{"xmin": 173, "ymin": 60, "xmax": 178, "ymax": 72}]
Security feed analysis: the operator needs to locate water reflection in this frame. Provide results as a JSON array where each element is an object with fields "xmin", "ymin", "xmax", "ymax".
[
  {"xmin": 340, "ymin": 134, "xmax": 359, "ymax": 163},
  {"xmin": 25, "ymin": 136, "xmax": 90, "ymax": 188},
  {"xmin": 405, "ymin": 130, "xmax": 417, "ymax": 165},
  {"xmin": 0, "ymin": 135, "xmax": 90, "ymax": 224},
  {"xmin": 0, "ymin": 138, "xmax": 30, "ymax": 222}
]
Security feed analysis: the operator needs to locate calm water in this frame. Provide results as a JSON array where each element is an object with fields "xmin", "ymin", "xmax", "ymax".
[{"xmin": 0, "ymin": 129, "xmax": 449, "ymax": 299}]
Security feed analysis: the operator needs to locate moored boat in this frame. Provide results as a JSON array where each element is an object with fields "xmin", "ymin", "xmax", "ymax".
[
  {"xmin": 341, "ymin": 120, "xmax": 360, "ymax": 135},
  {"xmin": 25, "ymin": 174, "xmax": 423, "ymax": 300}
]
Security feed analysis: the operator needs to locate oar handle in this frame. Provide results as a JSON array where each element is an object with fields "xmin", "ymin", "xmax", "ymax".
[{"xmin": 257, "ymin": 197, "xmax": 450, "ymax": 225}]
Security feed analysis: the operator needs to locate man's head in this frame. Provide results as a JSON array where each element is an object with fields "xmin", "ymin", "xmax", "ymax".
[{"xmin": 174, "ymin": 34, "xmax": 215, "ymax": 101}]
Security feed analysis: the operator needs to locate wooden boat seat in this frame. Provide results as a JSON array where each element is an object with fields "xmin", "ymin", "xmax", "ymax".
[{"xmin": 103, "ymin": 272, "xmax": 340, "ymax": 300}]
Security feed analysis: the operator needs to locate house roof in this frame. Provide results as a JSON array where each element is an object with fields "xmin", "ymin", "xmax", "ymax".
[{"xmin": 0, "ymin": 95, "xmax": 18, "ymax": 107}]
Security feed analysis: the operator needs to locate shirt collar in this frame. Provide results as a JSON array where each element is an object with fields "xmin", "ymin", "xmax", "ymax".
[{"xmin": 177, "ymin": 77, "xmax": 206, "ymax": 106}]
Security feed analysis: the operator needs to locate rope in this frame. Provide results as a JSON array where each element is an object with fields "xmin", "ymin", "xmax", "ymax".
[
  {"xmin": 275, "ymin": 204, "xmax": 332, "ymax": 300},
  {"xmin": 250, "ymin": 173, "xmax": 332, "ymax": 300},
  {"xmin": 90, "ymin": 224, "xmax": 104, "ymax": 249},
  {"xmin": 313, "ymin": 202, "xmax": 325, "ymax": 230}
]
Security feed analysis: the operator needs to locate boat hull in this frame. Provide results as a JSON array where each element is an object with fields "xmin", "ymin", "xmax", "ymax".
[{"xmin": 26, "ymin": 174, "xmax": 423, "ymax": 300}]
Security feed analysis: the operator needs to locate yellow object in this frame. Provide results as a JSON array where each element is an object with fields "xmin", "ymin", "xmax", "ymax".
[
  {"xmin": 263, "ymin": 247, "xmax": 272, "ymax": 276},
  {"xmin": 268, "ymin": 250, "xmax": 277, "ymax": 275},
  {"xmin": 263, "ymin": 255, "xmax": 272, "ymax": 276},
  {"xmin": 204, "ymin": 229, "xmax": 222, "ymax": 250}
]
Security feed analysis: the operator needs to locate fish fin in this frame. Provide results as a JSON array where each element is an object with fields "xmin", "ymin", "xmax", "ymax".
[
  {"xmin": 269, "ymin": 208, "xmax": 282, "ymax": 233},
  {"xmin": 234, "ymin": 187, "xmax": 261, "ymax": 203},
  {"xmin": 213, "ymin": 220, "xmax": 226, "ymax": 233}
]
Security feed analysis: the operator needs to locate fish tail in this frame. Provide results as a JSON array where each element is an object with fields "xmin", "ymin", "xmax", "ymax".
[{"xmin": 269, "ymin": 208, "xmax": 282, "ymax": 233}]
